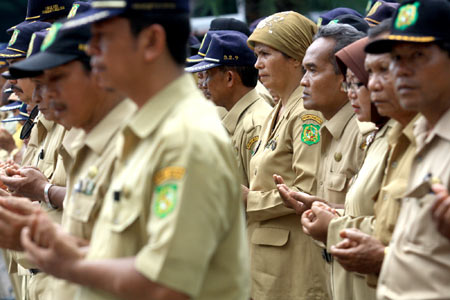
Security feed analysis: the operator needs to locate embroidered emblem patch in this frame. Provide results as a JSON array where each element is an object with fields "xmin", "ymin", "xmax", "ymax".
[
  {"xmin": 301, "ymin": 124, "xmax": 320, "ymax": 145},
  {"xmin": 246, "ymin": 136, "xmax": 259, "ymax": 151},
  {"xmin": 154, "ymin": 183, "xmax": 177, "ymax": 218},
  {"xmin": 367, "ymin": 1, "xmax": 382, "ymax": 17},
  {"xmin": 301, "ymin": 114, "xmax": 323, "ymax": 125},
  {"xmin": 395, "ymin": 2, "xmax": 420, "ymax": 30},
  {"xmin": 153, "ymin": 166, "xmax": 185, "ymax": 186},
  {"xmin": 27, "ymin": 33, "xmax": 37, "ymax": 57},
  {"xmin": 68, "ymin": 3, "xmax": 80, "ymax": 18},
  {"xmin": 8, "ymin": 29, "xmax": 20, "ymax": 47},
  {"xmin": 41, "ymin": 23, "xmax": 62, "ymax": 51}
]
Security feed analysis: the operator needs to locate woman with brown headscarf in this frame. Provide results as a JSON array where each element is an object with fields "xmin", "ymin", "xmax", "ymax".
[{"xmin": 243, "ymin": 11, "xmax": 329, "ymax": 300}]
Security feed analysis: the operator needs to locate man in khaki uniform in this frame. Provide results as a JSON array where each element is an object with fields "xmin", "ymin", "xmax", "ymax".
[
  {"xmin": 16, "ymin": 1, "xmax": 250, "ymax": 300},
  {"xmin": 355, "ymin": 1, "xmax": 450, "ymax": 298},
  {"xmin": 185, "ymin": 30, "xmax": 271, "ymax": 186},
  {"xmin": 8, "ymin": 19, "xmax": 137, "ymax": 299}
]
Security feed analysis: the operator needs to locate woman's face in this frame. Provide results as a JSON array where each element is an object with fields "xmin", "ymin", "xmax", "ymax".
[
  {"xmin": 253, "ymin": 42, "xmax": 298, "ymax": 96},
  {"xmin": 346, "ymin": 68, "xmax": 371, "ymax": 122}
]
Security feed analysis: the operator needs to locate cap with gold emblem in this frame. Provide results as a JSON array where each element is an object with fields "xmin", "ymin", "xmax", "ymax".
[{"xmin": 365, "ymin": 0, "xmax": 450, "ymax": 53}]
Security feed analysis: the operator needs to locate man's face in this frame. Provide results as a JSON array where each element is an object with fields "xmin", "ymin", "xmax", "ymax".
[
  {"xmin": 43, "ymin": 60, "xmax": 99, "ymax": 129},
  {"xmin": 89, "ymin": 17, "xmax": 139, "ymax": 94},
  {"xmin": 196, "ymin": 71, "xmax": 211, "ymax": 99},
  {"xmin": 301, "ymin": 37, "xmax": 345, "ymax": 115},
  {"xmin": 204, "ymin": 67, "xmax": 229, "ymax": 107},
  {"xmin": 13, "ymin": 78, "xmax": 35, "ymax": 104},
  {"xmin": 33, "ymin": 74, "xmax": 56, "ymax": 121},
  {"xmin": 390, "ymin": 43, "xmax": 450, "ymax": 113},
  {"xmin": 365, "ymin": 53, "xmax": 403, "ymax": 118}
]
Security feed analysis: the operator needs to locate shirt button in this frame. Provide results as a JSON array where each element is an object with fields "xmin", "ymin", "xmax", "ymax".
[
  {"xmin": 320, "ymin": 181, "xmax": 323, "ymax": 186},
  {"xmin": 334, "ymin": 152, "xmax": 342, "ymax": 162},
  {"xmin": 254, "ymin": 169, "xmax": 257, "ymax": 176},
  {"xmin": 391, "ymin": 161, "xmax": 398, "ymax": 168}
]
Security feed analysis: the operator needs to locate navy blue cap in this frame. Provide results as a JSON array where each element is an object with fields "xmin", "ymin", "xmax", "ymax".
[
  {"xmin": 185, "ymin": 31, "xmax": 256, "ymax": 73},
  {"xmin": 365, "ymin": 0, "xmax": 399, "ymax": 26},
  {"xmin": 186, "ymin": 18, "xmax": 250, "ymax": 67},
  {"xmin": 2, "ymin": 103, "xmax": 29, "ymax": 123},
  {"xmin": 6, "ymin": 0, "xmax": 75, "ymax": 34},
  {"xmin": 0, "ymin": 22, "xmax": 52, "ymax": 59},
  {"xmin": 366, "ymin": 0, "xmax": 399, "ymax": 14},
  {"xmin": 0, "ymin": 44, "xmax": 8, "ymax": 68},
  {"xmin": 26, "ymin": 29, "xmax": 50, "ymax": 58},
  {"xmin": 26, "ymin": 0, "xmax": 75, "ymax": 21},
  {"xmin": 365, "ymin": 0, "xmax": 450, "ymax": 53},
  {"xmin": 317, "ymin": 7, "xmax": 363, "ymax": 26},
  {"xmin": 9, "ymin": 21, "xmax": 91, "ymax": 79},
  {"xmin": 331, "ymin": 14, "xmax": 370, "ymax": 33},
  {"xmin": 0, "ymin": 101, "xmax": 23, "ymax": 112},
  {"xmin": 63, "ymin": 0, "xmax": 189, "ymax": 29}
]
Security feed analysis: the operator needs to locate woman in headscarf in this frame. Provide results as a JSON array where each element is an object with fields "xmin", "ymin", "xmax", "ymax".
[{"xmin": 244, "ymin": 11, "xmax": 329, "ymax": 300}]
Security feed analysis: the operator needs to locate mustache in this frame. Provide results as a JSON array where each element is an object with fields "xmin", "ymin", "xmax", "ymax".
[{"xmin": 10, "ymin": 85, "xmax": 23, "ymax": 93}]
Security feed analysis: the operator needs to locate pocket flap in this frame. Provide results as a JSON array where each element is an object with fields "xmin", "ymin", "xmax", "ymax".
[
  {"xmin": 251, "ymin": 227, "xmax": 290, "ymax": 246},
  {"xmin": 327, "ymin": 173, "xmax": 347, "ymax": 192},
  {"xmin": 67, "ymin": 193, "xmax": 97, "ymax": 223}
]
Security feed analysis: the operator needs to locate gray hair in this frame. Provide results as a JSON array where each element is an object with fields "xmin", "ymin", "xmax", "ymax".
[{"xmin": 313, "ymin": 23, "xmax": 366, "ymax": 74}]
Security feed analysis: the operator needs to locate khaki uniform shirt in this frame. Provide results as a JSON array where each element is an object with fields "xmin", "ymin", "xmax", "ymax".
[
  {"xmin": 255, "ymin": 81, "xmax": 275, "ymax": 107},
  {"xmin": 364, "ymin": 115, "xmax": 418, "ymax": 287},
  {"xmin": 316, "ymin": 101, "xmax": 368, "ymax": 205},
  {"xmin": 222, "ymin": 89, "xmax": 271, "ymax": 186},
  {"xmin": 76, "ymin": 74, "xmax": 250, "ymax": 300},
  {"xmin": 378, "ymin": 109, "xmax": 450, "ymax": 300},
  {"xmin": 50, "ymin": 100, "xmax": 136, "ymax": 300},
  {"xmin": 247, "ymin": 86, "xmax": 329, "ymax": 300},
  {"xmin": 13, "ymin": 117, "xmax": 68, "ymax": 300},
  {"xmin": 326, "ymin": 120, "xmax": 393, "ymax": 300}
]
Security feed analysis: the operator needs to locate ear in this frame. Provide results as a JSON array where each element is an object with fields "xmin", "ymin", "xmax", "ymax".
[
  {"xmin": 137, "ymin": 24, "xmax": 166, "ymax": 63},
  {"xmin": 338, "ymin": 74, "xmax": 346, "ymax": 93},
  {"xmin": 226, "ymin": 70, "xmax": 235, "ymax": 88},
  {"xmin": 290, "ymin": 58, "xmax": 302, "ymax": 69}
]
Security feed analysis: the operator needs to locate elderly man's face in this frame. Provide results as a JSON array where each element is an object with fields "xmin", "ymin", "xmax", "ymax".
[
  {"xmin": 390, "ymin": 43, "xmax": 450, "ymax": 113},
  {"xmin": 301, "ymin": 37, "xmax": 346, "ymax": 118}
]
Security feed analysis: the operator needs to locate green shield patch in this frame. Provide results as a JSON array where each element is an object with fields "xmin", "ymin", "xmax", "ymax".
[
  {"xmin": 153, "ymin": 183, "xmax": 178, "ymax": 218},
  {"xmin": 301, "ymin": 124, "xmax": 321, "ymax": 146}
]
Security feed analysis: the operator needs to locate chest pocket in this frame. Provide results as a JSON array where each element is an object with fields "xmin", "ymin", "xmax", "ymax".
[
  {"xmin": 105, "ymin": 185, "xmax": 142, "ymax": 233},
  {"xmin": 67, "ymin": 192, "xmax": 98, "ymax": 223},
  {"xmin": 327, "ymin": 173, "xmax": 347, "ymax": 192},
  {"xmin": 251, "ymin": 227, "xmax": 290, "ymax": 247}
]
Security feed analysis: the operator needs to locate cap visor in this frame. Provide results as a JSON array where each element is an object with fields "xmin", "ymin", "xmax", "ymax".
[
  {"xmin": 365, "ymin": 35, "xmax": 437, "ymax": 54},
  {"xmin": 0, "ymin": 101, "xmax": 22, "ymax": 112},
  {"xmin": 2, "ymin": 116, "xmax": 27, "ymax": 123},
  {"xmin": 9, "ymin": 52, "xmax": 80, "ymax": 78},
  {"xmin": 185, "ymin": 61, "xmax": 221, "ymax": 73},
  {"xmin": 63, "ymin": 8, "xmax": 124, "ymax": 29},
  {"xmin": 0, "ymin": 48, "xmax": 26, "ymax": 59},
  {"xmin": 1, "ymin": 71, "xmax": 14, "ymax": 80}
]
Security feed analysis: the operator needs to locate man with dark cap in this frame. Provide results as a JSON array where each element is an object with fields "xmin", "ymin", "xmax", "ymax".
[
  {"xmin": 186, "ymin": 31, "xmax": 271, "ymax": 187},
  {"xmin": 6, "ymin": 17, "xmax": 136, "ymax": 299},
  {"xmin": 18, "ymin": 1, "xmax": 250, "ymax": 300},
  {"xmin": 360, "ymin": 0, "xmax": 450, "ymax": 299}
]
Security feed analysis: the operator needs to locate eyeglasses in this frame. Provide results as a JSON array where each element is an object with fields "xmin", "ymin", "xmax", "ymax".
[
  {"xmin": 343, "ymin": 81, "xmax": 364, "ymax": 93},
  {"xmin": 20, "ymin": 105, "xmax": 39, "ymax": 140}
]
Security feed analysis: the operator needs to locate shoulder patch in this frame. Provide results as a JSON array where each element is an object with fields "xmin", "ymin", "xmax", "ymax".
[
  {"xmin": 301, "ymin": 114, "xmax": 323, "ymax": 125},
  {"xmin": 301, "ymin": 124, "xmax": 321, "ymax": 145},
  {"xmin": 246, "ymin": 136, "xmax": 259, "ymax": 151},
  {"xmin": 153, "ymin": 183, "xmax": 177, "ymax": 218},
  {"xmin": 153, "ymin": 166, "xmax": 185, "ymax": 185}
]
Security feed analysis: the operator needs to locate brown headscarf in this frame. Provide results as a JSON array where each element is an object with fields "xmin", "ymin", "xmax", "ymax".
[
  {"xmin": 335, "ymin": 37, "xmax": 369, "ymax": 86},
  {"xmin": 247, "ymin": 11, "xmax": 317, "ymax": 62}
]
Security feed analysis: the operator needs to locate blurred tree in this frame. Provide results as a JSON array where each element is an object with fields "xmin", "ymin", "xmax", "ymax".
[
  {"xmin": 0, "ymin": 0, "xmax": 27, "ymax": 43},
  {"xmin": 246, "ymin": 0, "xmax": 368, "ymax": 23}
]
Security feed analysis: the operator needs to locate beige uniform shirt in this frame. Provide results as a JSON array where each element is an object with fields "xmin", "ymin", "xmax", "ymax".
[
  {"xmin": 12, "ymin": 117, "xmax": 68, "ymax": 300},
  {"xmin": 377, "ymin": 109, "xmax": 450, "ymax": 300},
  {"xmin": 222, "ymin": 89, "xmax": 271, "ymax": 186},
  {"xmin": 326, "ymin": 120, "xmax": 393, "ymax": 300},
  {"xmin": 76, "ymin": 74, "xmax": 250, "ymax": 300},
  {"xmin": 49, "ymin": 100, "xmax": 136, "ymax": 300},
  {"xmin": 364, "ymin": 115, "xmax": 418, "ymax": 287},
  {"xmin": 247, "ymin": 86, "xmax": 328, "ymax": 300},
  {"xmin": 316, "ymin": 101, "xmax": 368, "ymax": 205},
  {"xmin": 255, "ymin": 81, "xmax": 275, "ymax": 107}
]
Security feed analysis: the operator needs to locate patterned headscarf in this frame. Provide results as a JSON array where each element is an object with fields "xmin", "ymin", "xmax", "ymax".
[{"xmin": 247, "ymin": 11, "xmax": 317, "ymax": 63}]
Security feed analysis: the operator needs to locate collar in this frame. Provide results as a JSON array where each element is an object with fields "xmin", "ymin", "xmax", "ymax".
[
  {"xmin": 84, "ymin": 99, "xmax": 136, "ymax": 155},
  {"xmin": 323, "ymin": 101, "xmax": 354, "ymax": 140},
  {"xmin": 284, "ymin": 85, "xmax": 304, "ymax": 119},
  {"xmin": 128, "ymin": 74, "xmax": 201, "ymax": 140},
  {"xmin": 414, "ymin": 108, "xmax": 450, "ymax": 151},
  {"xmin": 222, "ymin": 89, "xmax": 260, "ymax": 135}
]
